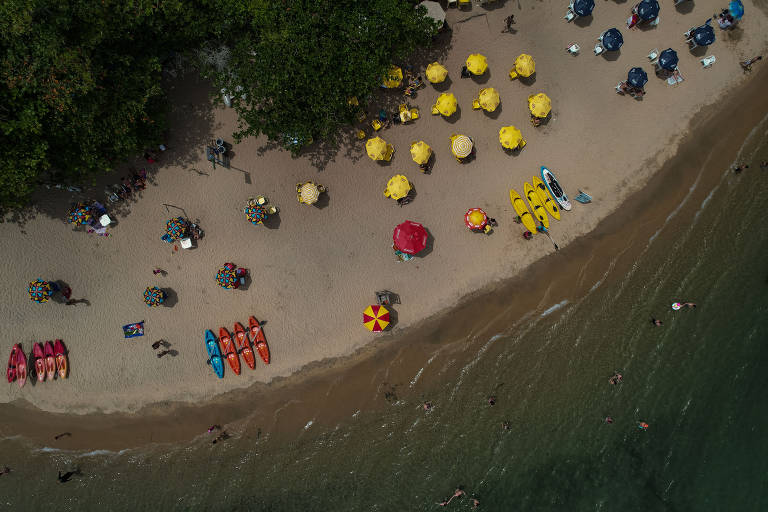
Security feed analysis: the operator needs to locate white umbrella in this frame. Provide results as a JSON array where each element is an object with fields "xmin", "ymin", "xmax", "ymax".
[{"xmin": 418, "ymin": 1, "xmax": 446, "ymax": 26}]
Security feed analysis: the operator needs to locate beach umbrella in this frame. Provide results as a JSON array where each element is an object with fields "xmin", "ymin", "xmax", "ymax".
[
  {"xmin": 728, "ymin": 0, "xmax": 743, "ymax": 19},
  {"xmin": 393, "ymin": 220, "xmax": 428, "ymax": 255},
  {"xmin": 298, "ymin": 182, "xmax": 321, "ymax": 204},
  {"xmin": 510, "ymin": 54, "xmax": 535, "ymax": 79},
  {"xmin": 382, "ymin": 65, "xmax": 403, "ymax": 88},
  {"xmin": 451, "ymin": 135, "xmax": 473, "ymax": 158},
  {"xmin": 66, "ymin": 203, "xmax": 91, "ymax": 225},
  {"xmin": 363, "ymin": 304, "xmax": 390, "ymax": 332},
  {"xmin": 465, "ymin": 208, "xmax": 488, "ymax": 230},
  {"xmin": 572, "ymin": 0, "xmax": 595, "ymax": 16},
  {"xmin": 658, "ymin": 48, "xmax": 679, "ymax": 71},
  {"xmin": 426, "ymin": 62, "xmax": 448, "ymax": 83},
  {"xmin": 636, "ymin": 0, "xmax": 660, "ymax": 20},
  {"xmin": 245, "ymin": 203, "xmax": 268, "ymax": 224},
  {"xmin": 418, "ymin": 1, "xmax": 446, "ymax": 26},
  {"xmin": 627, "ymin": 67, "xmax": 648, "ymax": 88},
  {"xmin": 601, "ymin": 28, "xmax": 623, "ymax": 51},
  {"xmin": 143, "ymin": 286, "xmax": 165, "ymax": 307},
  {"xmin": 366, "ymin": 137, "xmax": 390, "ymax": 161},
  {"xmin": 166, "ymin": 217, "xmax": 188, "ymax": 240},
  {"xmin": 385, "ymin": 175, "xmax": 412, "ymax": 201},
  {"xmin": 528, "ymin": 93, "xmax": 552, "ymax": 118},
  {"xmin": 477, "ymin": 88, "xmax": 500, "ymax": 112},
  {"xmin": 215, "ymin": 266, "xmax": 237, "ymax": 289},
  {"xmin": 466, "ymin": 54, "xmax": 488, "ymax": 75},
  {"xmin": 28, "ymin": 279, "xmax": 53, "ymax": 303},
  {"xmin": 499, "ymin": 126, "xmax": 524, "ymax": 149},
  {"xmin": 410, "ymin": 141, "xmax": 432, "ymax": 165},
  {"xmin": 435, "ymin": 93, "xmax": 457, "ymax": 117},
  {"xmin": 693, "ymin": 25, "xmax": 716, "ymax": 46}
]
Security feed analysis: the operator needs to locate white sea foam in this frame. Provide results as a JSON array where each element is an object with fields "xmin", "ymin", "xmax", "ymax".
[
  {"xmin": 540, "ymin": 300, "xmax": 568, "ymax": 317},
  {"xmin": 409, "ymin": 367, "xmax": 424, "ymax": 388}
]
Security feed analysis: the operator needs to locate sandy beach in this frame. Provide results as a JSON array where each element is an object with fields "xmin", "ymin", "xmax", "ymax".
[{"xmin": 1, "ymin": 0, "xmax": 767, "ymax": 419}]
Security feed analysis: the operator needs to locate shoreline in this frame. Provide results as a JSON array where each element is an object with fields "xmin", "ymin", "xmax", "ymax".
[{"xmin": 3, "ymin": 62, "xmax": 768, "ymax": 451}]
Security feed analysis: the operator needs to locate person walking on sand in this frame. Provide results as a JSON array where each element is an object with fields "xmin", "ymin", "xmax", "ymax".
[
  {"xmin": 741, "ymin": 55, "xmax": 762, "ymax": 71},
  {"xmin": 503, "ymin": 15, "xmax": 515, "ymax": 32},
  {"xmin": 650, "ymin": 317, "xmax": 663, "ymax": 326},
  {"xmin": 152, "ymin": 268, "xmax": 166, "ymax": 276},
  {"xmin": 207, "ymin": 424, "xmax": 221, "ymax": 433},
  {"xmin": 487, "ymin": 396, "xmax": 496, "ymax": 406}
]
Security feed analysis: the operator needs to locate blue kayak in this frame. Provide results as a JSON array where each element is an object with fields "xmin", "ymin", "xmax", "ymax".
[{"xmin": 205, "ymin": 329, "xmax": 224, "ymax": 378}]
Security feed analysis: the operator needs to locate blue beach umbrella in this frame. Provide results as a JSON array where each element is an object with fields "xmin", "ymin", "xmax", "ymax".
[
  {"xmin": 636, "ymin": 0, "xmax": 660, "ymax": 20},
  {"xmin": 728, "ymin": 0, "xmax": 744, "ymax": 19},
  {"xmin": 627, "ymin": 67, "xmax": 648, "ymax": 88},
  {"xmin": 694, "ymin": 25, "xmax": 716, "ymax": 46},
  {"xmin": 658, "ymin": 48, "xmax": 679, "ymax": 71},
  {"xmin": 573, "ymin": 0, "xmax": 595, "ymax": 17},
  {"xmin": 601, "ymin": 28, "xmax": 623, "ymax": 52}
]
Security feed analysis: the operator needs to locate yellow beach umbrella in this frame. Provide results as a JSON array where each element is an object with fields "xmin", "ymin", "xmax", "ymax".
[
  {"xmin": 382, "ymin": 65, "xmax": 403, "ymax": 88},
  {"xmin": 426, "ymin": 62, "xmax": 448, "ymax": 83},
  {"xmin": 384, "ymin": 175, "xmax": 412, "ymax": 201},
  {"xmin": 499, "ymin": 126, "xmax": 524, "ymax": 149},
  {"xmin": 366, "ymin": 137, "xmax": 389, "ymax": 161},
  {"xmin": 410, "ymin": 141, "xmax": 432, "ymax": 165},
  {"xmin": 528, "ymin": 93, "xmax": 551, "ymax": 118},
  {"xmin": 510, "ymin": 54, "xmax": 535, "ymax": 79},
  {"xmin": 478, "ymin": 87, "xmax": 500, "ymax": 112},
  {"xmin": 466, "ymin": 54, "xmax": 488, "ymax": 75},
  {"xmin": 298, "ymin": 182, "xmax": 320, "ymax": 204},
  {"xmin": 435, "ymin": 93, "xmax": 457, "ymax": 117},
  {"xmin": 450, "ymin": 134, "xmax": 473, "ymax": 158}
]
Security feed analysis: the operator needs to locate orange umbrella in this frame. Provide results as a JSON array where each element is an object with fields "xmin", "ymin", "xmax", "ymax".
[{"xmin": 464, "ymin": 208, "xmax": 488, "ymax": 230}]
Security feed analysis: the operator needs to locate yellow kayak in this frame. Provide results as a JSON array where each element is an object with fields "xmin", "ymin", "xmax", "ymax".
[
  {"xmin": 524, "ymin": 182, "xmax": 549, "ymax": 229},
  {"xmin": 532, "ymin": 176, "xmax": 560, "ymax": 221},
  {"xmin": 509, "ymin": 188, "xmax": 537, "ymax": 233}
]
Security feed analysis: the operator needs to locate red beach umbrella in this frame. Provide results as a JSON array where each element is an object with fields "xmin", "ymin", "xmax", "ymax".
[{"xmin": 393, "ymin": 220, "xmax": 428, "ymax": 255}]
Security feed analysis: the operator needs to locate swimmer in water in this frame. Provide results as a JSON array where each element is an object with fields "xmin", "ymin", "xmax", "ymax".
[
  {"xmin": 638, "ymin": 422, "xmax": 649, "ymax": 430},
  {"xmin": 650, "ymin": 317, "xmax": 663, "ymax": 326},
  {"xmin": 682, "ymin": 302, "xmax": 696, "ymax": 308},
  {"xmin": 609, "ymin": 372, "xmax": 623, "ymax": 385}
]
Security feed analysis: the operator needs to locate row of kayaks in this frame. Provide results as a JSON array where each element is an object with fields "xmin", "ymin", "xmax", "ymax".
[
  {"xmin": 7, "ymin": 340, "xmax": 68, "ymax": 388},
  {"xmin": 509, "ymin": 166, "xmax": 571, "ymax": 233},
  {"xmin": 205, "ymin": 316, "xmax": 269, "ymax": 378}
]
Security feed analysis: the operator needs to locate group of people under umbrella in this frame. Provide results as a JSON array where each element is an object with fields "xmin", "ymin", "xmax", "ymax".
[
  {"xmin": 244, "ymin": 195, "xmax": 280, "ymax": 225},
  {"xmin": 215, "ymin": 263, "xmax": 248, "ymax": 289}
]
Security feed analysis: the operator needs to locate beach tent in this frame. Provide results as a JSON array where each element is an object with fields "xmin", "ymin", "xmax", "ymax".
[
  {"xmin": 382, "ymin": 65, "xmax": 403, "ymax": 88},
  {"xmin": 466, "ymin": 54, "xmax": 488, "ymax": 75},
  {"xmin": 143, "ymin": 286, "xmax": 165, "ymax": 307},
  {"xmin": 215, "ymin": 266, "xmax": 237, "ymax": 289},
  {"xmin": 728, "ymin": 0, "xmax": 743, "ymax": 19},
  {"xmin": 509, "ymin": 54, "xmax": 535, "ymax": 79},
  {"xmin": 636, "ymin": 0, "xmax": 660, "ymax": 20},
  {"xmin": 244, "ymin": 203, "xmax": 268, "ymax": 223},
  {"xmin": 601, "ymin": 28, "xmax": 624, "ymax": 51},
  {"xmin": 393, "ymin": 220, "xmax": 428, "ymax": 255},
  {"xmin": 528, "ymin": 93, "xmax": 552, "ymax": 118},
  {"xmin": 366, "ymin": 137, "xmax": 394, "ymax": 161},
  {"xmin": 363, "ymin": 305, "xmax": 390, "ymax": 332},
  {"xmin": 450, "ymin": 135, "xmax": 473, "ymax": 158},
  {"xmin": 465, "ymin": 208, "xmax": 488, "ymax": 230},
  {"xmin": 658, "ymin": 48, "xmax": 679, "ymax": 71},
  {"xmin": 410, "ymin": 141, "xmax": 432, "ymax": 165},
  {"xmin": 166, "ymin": 217, "xmax": 188, "ymax": 240},
  {"xmin": 572, "ymin": 0, "xmax": 595, "ymax": 16},
  {"xmin": 426, "ymin": 62, "xmax": 448, "ymax": 83},
  {"xmin": 627, "ymin": 67, "xmax": 648, "ymax": 88},
  {"xmin": 499, "ymin": 126, "xmax": 524, "ymax": 150},
  {"xmin": 693, "ymin": 25, "xmax": 716, "ymax": 46},
  {"xmin": 297, "ymin": 182, "xmax": 321, "ymax": 204},
  {"xmin": 418, "ymin": 1, "xmax": 446, "ymax": 28},
  {"xmin": 384, "ymin": 175, "xmax": 412, "ymax": 201},
  {"xmin": 28, "ymin": 279, "xmax": 53, "ymax": 303},
  {"xmin": 477, "ymin": 88, "xmax": 500, "ymax": 112},
  {"xmin": 434, "ymin": 93, "xmax": 457, "ymax": 117}
]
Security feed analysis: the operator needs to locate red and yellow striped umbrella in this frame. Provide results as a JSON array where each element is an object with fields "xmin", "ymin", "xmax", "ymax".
[{"xmin": 363, "ymin": 305, "xmax": 390, "ymax": 332}]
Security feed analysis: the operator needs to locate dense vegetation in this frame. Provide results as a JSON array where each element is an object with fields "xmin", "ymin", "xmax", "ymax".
[{"xmin": 0, "ymin": 0, "xmax": 435, "ymax": 209}]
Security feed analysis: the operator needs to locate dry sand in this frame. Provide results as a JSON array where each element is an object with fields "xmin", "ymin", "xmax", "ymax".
[{"xmin": 1, "ymin": 0, "xmax": 767, "ymax": 415}]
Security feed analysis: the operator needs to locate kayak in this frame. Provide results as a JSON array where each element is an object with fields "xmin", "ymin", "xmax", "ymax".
[
  {"xmin": 541, "ymin": 166, "xmax": 571, "ymax": 211},
  {"xmin": 54, "ymin": 340, "xmax": 68, "ymax": 379},
  {"xmin": 33, "ymin": 342, "xmax": 46, "ymax": 383},
  {"xmin": 205, "ymin": 330, "xmax": 224, "ymax": 378},
  {"xmin": 16, "ymin": 345, "xmax": 27, "ymax": 388},
  {"xmin": 509, "ymin": 188, "xmax": 538, "ymax": 233},
  {"xmin": 44, "ymin": 341, "xmax": 56, "ymax": 381},
  {"xmin": 219, "ymin": 327, "xmax": 241, "ymax": 375},
  {"xmin": 248, "ymin": 316, "xmax": 270, "ymax": 365},
  {"xmin": 532, "ymin": 175, "xmax": 560, "ymax": 221},
  {"xmin": 7, "ymin": 344, "xmax": 19, "ymax": 383},
  {"xmin": 524, "ymin": 182, "xmax": 549, "ymax": 229},
  {"xmin": 234, "ymin": 322, "xmax": 256, "ymax": 370}
]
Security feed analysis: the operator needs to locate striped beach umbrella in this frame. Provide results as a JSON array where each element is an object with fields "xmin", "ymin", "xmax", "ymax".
[
  {"xmin": 166, "ymin": 217, "xmax": 188, "ymax": 240},
  {"xmin": 451, "ymin": 135, "xmax": 473, "ymax": 158},
  {"xmin": 143, "ymin": 286, "xmax": 165, "ymax": 307},
  {"xmin": 363, "ymin": 304, "xmax": 390, "ymax": 332},
  {"xmin": 28, "ymin": 279, "xmax": 53, "ymax": 303},
  {"xmin": 245, "ymin": 204, "xmax": 267, "ymax": 224},
  {"xmin": 465, "ymin": 208, "xmax": 488, "ymax": 230},
  {"xmin": 298, "ymin": 182, "xmax": 321, "ymax": 204},
  {"xmin": 393, "ymin": 220, "xmax": 428, "ymax": 255},
  {"xmin": 66, "ymin": 203, "xmax": 91, "ymax": 225},
  {"xmin": 215, "ymin": 266, "xmax": 237, "ymax": 289}
]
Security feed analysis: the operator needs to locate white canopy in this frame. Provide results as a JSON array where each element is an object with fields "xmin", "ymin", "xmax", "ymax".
[{"xmin": 418, "ymin": 1, "xmax": 446, "ymax": 25}]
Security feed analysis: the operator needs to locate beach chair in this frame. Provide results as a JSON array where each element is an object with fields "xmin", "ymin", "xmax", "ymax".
[
  {"xmin": 356, "ymin": 129, "xmax": 366, "ymax": 140},
  {"xmin": 647, "ymin": 48, "xmax": 659, "ymax": 63},
  {"xmin": 431, "ymin": 104, "xmax": 440, "ymax": 115},
  {"xmin": 458, "ymin": 0, "xmax": 471, "ymax": 9},
  {"xmin": 105, "ymin": 187, "xmax": 120, "ymax": 203},
  {"xmin": 666, "ymin": 69, "xmax": 684, "ymax": 86},
  {"xmin": 566, "ymin": 43, "xmax": 580, "ymax": 54},
  {"xmin": 383, "ymin": 144, "xmax": 395, "ymax": 162},
  {"xmin": 375, "ymin": 290, "xmax": 395, "ymax": 306},
  {"xmin": 594, "ymin": 43, "xmax": 604, "ymax": 56},
  {"xmin": 472, "ymin": 99, "xmax": 482, "ymax": 110},
  {"xmin": 410, "ymin": 108, "xmax": 419, "ymax": 120},
  {"xmin": 616, "ymin": 82, "xmax": 626, "ymax": 94},
  {"xmin": 447, "ymin": 0, "xmax": 457, "ymax": 6},
  {"xmin": 701, "ymin": 55, "xmax": 716, "ymax": 68},
  {"xmin": 518, "ymin": 138, "xmax": 527, "ymax": 150},
  {"xmin": 371, "ymin": 119, "xmax": 383, "ymax": 131},
  {"xmin": 564, "ymin": 8, "xmax": 576, "ymax": 21}
]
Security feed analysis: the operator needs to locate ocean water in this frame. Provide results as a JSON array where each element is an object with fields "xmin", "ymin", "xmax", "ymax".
[{"xmin": 2, "ymin": 124, "xmax": 768, "ymax": 511}]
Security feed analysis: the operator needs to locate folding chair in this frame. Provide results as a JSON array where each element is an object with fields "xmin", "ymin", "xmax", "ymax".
[
  {"xmin": 472, "ymin": 99, "xmax": 482, "ymax": 110},
  {"xmin": 700, "ymin": 55, "xmax": 716, "ymax": 68},
  {"xmin": 431, "ymin": 104, "xmax": 440, "ymax": 115},
  {"xmin": 409, "ymin": 108, "xmax": 420, "ymax": 120},
  {"xmin": 564, "ymin": 9, "xmax": 576, "ymax": 22},
  {"xmin": 371, "ymin": 119, "xmax": 383, "ymax": 131},
  {"xmin": 647, "ymin": 48, "xmax": 659, "ymax": 62},
  {"xmin": 594, "ymin": 43, "xmax": 604, "ymax": 56},
  {"xmin": 566, "ymin": 43, "xmax": 580, "ymax": 54}
]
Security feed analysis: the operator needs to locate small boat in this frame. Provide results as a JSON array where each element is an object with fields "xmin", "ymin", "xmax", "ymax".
[
  {"xmin": 524, "ymin": 182, "xmax": 549, "ymax": 229},
  {"xmin": 218, "ymin": 327, "xmax": 241, "ymax": 375},
  {"xmin": 541, "ymin": 166, "xmax": 571, "ymax": 211},
  {"xmin": 7, "ymin": 344, "xmax": 19, "ymax": 383},
  {"xmin": 205, "ymin": 330, "xmax": 224, "ymax": 378},
  {"xmin": 54, "ymin": 340, "xmax": 68, "ymax": 379},
  {"xmin": 44, "ymin": 341, "xmax": 56, "ymax": 381},
  {"xmin": 234, "ymin": 322, "xmax": 256, "ymax": 370},
  {"xmin": 16, "ymin": 346, "xmax": 27, "ymax": 388},
  {"xmin": 509, "ymin": 189, "xmax": 538, "ymax": 233},
  {"xmin": 33, "ymin": 342, "xmax": 46, "ymax": 383},
  {"xmin": 532, "ymin": 176, "xmax": 560, "ymax": 221},
  {"xmin": 248, "ymin": 316, "xmax": 270, "ymax": 365}
]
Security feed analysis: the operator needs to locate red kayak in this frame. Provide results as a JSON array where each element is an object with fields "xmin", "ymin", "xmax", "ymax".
[
  {"xmin": 248, "ymin": 316, "xmax": 270, "ymax": 365},
  {"xmin": 54, "ymin": 340, "xmax": 68, "ymax": 379},
  {"xmin": 218, "ymin": 327, "xmax": 241, "ymax": 375},
  {"xmin": 44, "ymin": 341, "xmax": 56, "ymax": 381},
  {"xmin": 16, "ymin": 346, "xmax": 27, "ymax": 388},
  {"xmin": 7, "ymin": 344, "xmax": 19, "ymax": 383},
  {"xmin": 33, "ymin": 342, "xmax": 46, "ymax": 383},
  {"xmin": 234, "ymin": 322, "xmax": 256, "ymax": 370}
]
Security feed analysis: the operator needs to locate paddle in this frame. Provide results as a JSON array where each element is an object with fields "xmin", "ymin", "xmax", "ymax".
[{"xmin": 537, "ymin": 224, "xmax": 559, "ymax": 251}]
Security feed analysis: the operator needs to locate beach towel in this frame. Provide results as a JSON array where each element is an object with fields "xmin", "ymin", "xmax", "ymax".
[{"xmin": 123, "ymin": 322, "xmax": 145, "ymax": 338}]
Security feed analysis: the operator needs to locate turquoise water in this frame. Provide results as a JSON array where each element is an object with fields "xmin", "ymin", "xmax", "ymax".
[{"xmin": 2, "ymin": 124, "xmax": 767, "ymax": 510}]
